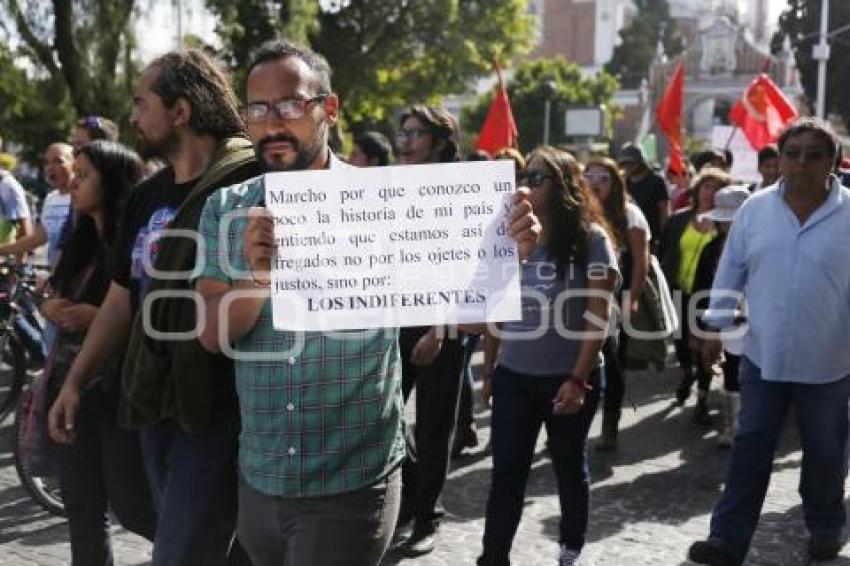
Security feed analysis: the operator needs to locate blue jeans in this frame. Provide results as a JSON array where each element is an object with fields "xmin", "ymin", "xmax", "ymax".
[
  {"xmin": 140, "ymin": 404, "xmax": 248, "ymax": 566},
  {"xmin": 56, "ymin": 385, "xmax": 155, "ymax": 566},
  {"xmin": 479, "ymin": 366, "xmax": 600, "ymax": 565},
  {"xmin": 709, "ymin": 356, "xmax": 850, "ymax": 562}
]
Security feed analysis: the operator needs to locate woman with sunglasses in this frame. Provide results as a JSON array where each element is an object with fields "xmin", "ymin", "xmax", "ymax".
[
  {"xmin": 658, "ymin": 167, "xmax": 730, "ymax": 424},
  {"xmin": 478, "ymin": 147, "xmax": 619, "ymax": 566},
  {"xmin": 583, "ymin": 157, "xmax": 650, "ymax": 450},
  {"xmin": 45, "ymin": 140, "xmax": 155, "ymax": 565}
]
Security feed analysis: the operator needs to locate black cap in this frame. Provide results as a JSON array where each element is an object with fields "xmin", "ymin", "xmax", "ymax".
[{"xmin": 617, "ymin": 142, "xmax": 647, "ymax": 166}]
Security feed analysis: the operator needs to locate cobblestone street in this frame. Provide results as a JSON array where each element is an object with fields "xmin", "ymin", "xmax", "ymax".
[{"xmin": 1, "ymin": 365, "xmax": 849, "ymax": 565}]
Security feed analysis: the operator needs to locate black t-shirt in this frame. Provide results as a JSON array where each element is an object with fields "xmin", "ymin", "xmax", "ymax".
[
  {"xmin": 110, "ymin": 167, "xmax": 197, "ymax": 311},
  {"xmin": 109, "ymin": 159, "xmax": 260, "ymax": 416},
  {"xmin": 626, "ymin": 171, "xmax": 669, "ymax": 243}
]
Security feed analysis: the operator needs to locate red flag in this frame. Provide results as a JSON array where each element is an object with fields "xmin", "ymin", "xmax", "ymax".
[
  {"xmin": 476, "ymin": 64, "xmax": 518, "ymax": 154},
  {"xmin": 656, "ymin": 60, "xmax": 685, "ymax": 175},
  {"xmin": 729, "ymin": 73, "xmax": 798, "ymax": 150}
]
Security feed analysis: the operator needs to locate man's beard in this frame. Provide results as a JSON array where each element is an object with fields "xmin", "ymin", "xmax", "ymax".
[
  {"xmin": 135, "ymin": 127, "xmax": 179, "ymax": 161},
  {"xmin": 256, "ymin": 126, "xmax": 325, "ymax": 172}
]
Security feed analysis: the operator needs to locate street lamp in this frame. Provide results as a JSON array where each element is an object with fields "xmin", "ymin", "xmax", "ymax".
[
  {"xmin": 813, "ymin": 0, "xmax": 830, "ymax": 119},
  {"xmin": 542, "ymin": 79, "xmax": 557, "ymax": 146}
]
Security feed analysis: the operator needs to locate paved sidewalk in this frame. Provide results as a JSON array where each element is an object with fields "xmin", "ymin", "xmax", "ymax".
[{"xmin": 1, "ymin": 365, "xmax": 848, "ymax": 565}]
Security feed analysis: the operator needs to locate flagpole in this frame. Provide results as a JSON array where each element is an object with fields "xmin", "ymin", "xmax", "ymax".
[
  {"xmin": 814, "ymin": 0, "xmax": 830, "ymax": 119},
  {"xmin": 723, "ymin": 126, "xmax": 737, "ymax": 151}
]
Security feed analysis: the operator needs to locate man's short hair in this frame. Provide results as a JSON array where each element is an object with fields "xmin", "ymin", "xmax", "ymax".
[
  {"xmin": 691, "ymin": 148, "xmax": 725, "ymax": 172},
  {"xmin": 353, "ymin": 131, "xmax": 393, "ymax": 166},
  {"xmin": 757, "ymin": 144, "xmax": 779, "ymax": 167},
  {"xmin": 398, "ymin": 105, "xmax": 460, "ymax": 163},
  {"xmin": 47, "ymin": 142, "xmax": 74, "ymax": 161},
  {"xmin": 247, "ymin": 40, "xmax": 332, "ymax": 95},
  {"xmin": 777, "ymin": 117, "xmax": 839, "ymax": 161},
  {"xmin": 146, "ymin": 49, "xmax": 244, "ymax": 139},
  {"xmin": 75, "ymin": 116, "xmax": 119, "ymax": 142}
]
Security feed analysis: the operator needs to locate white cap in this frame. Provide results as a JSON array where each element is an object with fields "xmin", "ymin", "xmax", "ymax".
[{"xmin": 699, "ymin": 185, "xmax": 750, "ymax": 223}]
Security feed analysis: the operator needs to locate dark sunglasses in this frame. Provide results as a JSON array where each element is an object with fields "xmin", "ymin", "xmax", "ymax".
[
  {"xmin": 516, "ymin": 170, "xmax": 553, "ymax": 188},
  {"xmin": 782, "ymin": 147, "xmax": 828, "ymax": 163}
]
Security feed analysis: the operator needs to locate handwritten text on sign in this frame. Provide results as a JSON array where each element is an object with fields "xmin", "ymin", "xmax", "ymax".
[{"xmin": 265, "ymin": 160, "xmax": 521, "ymax": 331}]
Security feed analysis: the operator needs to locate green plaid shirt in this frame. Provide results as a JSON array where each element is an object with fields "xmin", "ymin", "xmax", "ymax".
[{"xmin": 198, "ymin": 162, "xmax": 405, "ymax": 498}]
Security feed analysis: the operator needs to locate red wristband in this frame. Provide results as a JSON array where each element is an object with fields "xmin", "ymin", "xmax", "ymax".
[{"xmin": 568, "ymin": 374, "xmax": 592, "ymax": 391}]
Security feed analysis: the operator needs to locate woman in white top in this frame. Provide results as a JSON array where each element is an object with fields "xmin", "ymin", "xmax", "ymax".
[{"xmin": 583, "ymin": 157, "xmax": 650, "ymax": 450}]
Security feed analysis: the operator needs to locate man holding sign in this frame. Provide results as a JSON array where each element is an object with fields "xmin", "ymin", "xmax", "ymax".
[{"xmin": 196, "ymin": 40, "xmax": 539, "ymax": 566}]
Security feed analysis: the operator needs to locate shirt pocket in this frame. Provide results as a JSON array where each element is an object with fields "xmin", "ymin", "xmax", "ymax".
[{"xmin": 806, "ymin": 231, "xmax": 850, "ymax": 294}]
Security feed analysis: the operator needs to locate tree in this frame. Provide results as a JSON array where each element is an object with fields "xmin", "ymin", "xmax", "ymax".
[
  {"xmin": 773, "ymin": 0, "xmax": 850, "ymax": 126},
  {"xmin": 205, "ymin": 0, "xmax": 319, "ymax": 88},
  {"xmin": 463, "ymin": 58, "xmax": 620, "ymax": 153},
  {"xmin": 0, "ymin": 43, "xmax": 74, "ymax": 164},
  {"xmin": 4, "ymin": 0, "xmax": 138, "ymax": 121},
  {"xmin": 206, "ymin": 0, "xmax": 533, "ymax": 130},
  {"xmin": 605, "ymin": 0, "xmax": 683, "ymax": 89}
]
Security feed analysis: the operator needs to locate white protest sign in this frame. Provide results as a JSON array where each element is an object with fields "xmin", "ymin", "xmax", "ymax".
[
  {"xmin": 712, "ymin": 125, "xmax": 759, "ymax": 182},
  {"xmin": 264, "ymin": 160, "xmax": 522, "ymax": 331}
]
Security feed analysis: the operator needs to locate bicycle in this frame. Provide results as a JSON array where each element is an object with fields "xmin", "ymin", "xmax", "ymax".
[
  {"xmin": 0, "ymin": 258, "xmax": 48, "ymax": 422},
  {"xmin": 0, "ymin": 258, "xmax": 65, "ymax": 516}
]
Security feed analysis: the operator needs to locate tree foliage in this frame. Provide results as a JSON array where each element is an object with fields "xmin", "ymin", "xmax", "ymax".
[
  {"xmin": 0, "ymin": 0, "xmax": 139, "ymax": 161},
  {"xmin": 205, "ymin": 0, "xmax": 319, "ymax": 88},
  {"xmin": 0, "ymin": 43, "xmax": 75, "ymax": 163},
  {"xmin": 6, "ymin": 0, "xmax": 137, "ymax": 118},
  {"xmin": 773, "ymin": 0, "xmax": 850, "ymax": 125},
  {"xmin": 463, "ymin": 58, "xmax": 620, "ymax": 153},
  {"xmin": 206, "ymin": 0, "xmax": 534, "ymax": 131},
  {"xmin": 605, "ymin": 0, "xmax": 683, "ymax": 88}
]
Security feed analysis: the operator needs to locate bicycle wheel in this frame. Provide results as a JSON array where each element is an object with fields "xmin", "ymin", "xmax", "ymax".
[
  {"xmin": 0, "ymin": 332, "xmax": 26, "ymax": 423},
  {"xmin": 13, "ymin": 387, "xmax": 66, "ymax": 517}
]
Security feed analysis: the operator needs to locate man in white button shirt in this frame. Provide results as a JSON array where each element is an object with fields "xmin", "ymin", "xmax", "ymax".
[{"xmin": 689, "ymin": 118, "xmax": 850, "ymax": 565}]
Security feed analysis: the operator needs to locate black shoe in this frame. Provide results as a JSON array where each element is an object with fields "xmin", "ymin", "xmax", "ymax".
[
  {"xmin": 390, "ymin": 515, "xmax": 412, "ymax": 549},
  {"xmin": 676, "ymin": 375, "xmax": 694, "ymax": 404},
  {"xmin": 452, "ymin": 424, "xmax": 479, "ymax": 458},
  {"xmin": 808, "ymin": 533, "xmax": 842, "ymax": 560},
  {"xmin": 401, "ymin": 525, "xmax": 437, "ymax": 557},
  {"xmin": 693, "ymin": 400, "xmax": 713, "ymax": 426},
  {"xmin": 688, "ymin": 538, "xmax": 737, "ymax": 565}
]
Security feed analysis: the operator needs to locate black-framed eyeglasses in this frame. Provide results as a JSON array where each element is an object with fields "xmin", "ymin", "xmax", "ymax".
[
  {"xmin": 782, "ymin": 146, "xmax": 828, "ymax": 163},
  {"xmin": 242, "ymin": 95, "xmax": 328, "ymax": 122},
  {"xmin": 395, "ymin": 128, "xmax": 430, "ymax": 143},
  {"xmin": 516, "ymin": 170, "xmax": 553, "ymax": 188}
]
